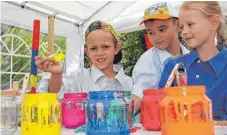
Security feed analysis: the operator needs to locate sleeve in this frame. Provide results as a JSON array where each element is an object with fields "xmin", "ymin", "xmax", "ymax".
[
  {"xmin": 37, "ymin": 69, "xmax": 84, "ymax": 100},
  {"xmin": 58, "ymin": 69, "xmax": 86, "ymax": 100},
  {"xmin": 124, "ymin": 75, "xmax": 134, "ymax": 91},
  {"xmin": 131, "ymin": 51, "xmax": 160, "ymax": 99}
]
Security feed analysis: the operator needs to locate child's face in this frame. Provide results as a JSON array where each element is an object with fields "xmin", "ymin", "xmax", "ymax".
[
  {"xmin": 144, "ymin": 19, "xmax": 179, "ymax": 50},
  {"xmin": 179, "ymin": 9, "xmax": 215, "ymax": 49},
  {"xmin": 85, "ymin": 30, "xmax": 121, "ymax": 71}
]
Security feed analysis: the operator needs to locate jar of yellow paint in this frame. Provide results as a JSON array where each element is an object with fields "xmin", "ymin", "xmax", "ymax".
[{"xmin": 21, "ymin": 93, "xmax": 61, "ymax": 135}]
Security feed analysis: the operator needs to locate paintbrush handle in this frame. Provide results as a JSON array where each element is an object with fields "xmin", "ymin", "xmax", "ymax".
[
  {"xmin": 165, "ymin": 63, "xmax": 180, "ymax": 88},
  {"xmin": 21, "ymin": 74, "xmax": 29, "ymax": 95},
  {"xmin": 214, "ymin": 121, "xmax": 227, "ymax": 126},
  {"xmin": 48, "ymin": 16, "xmax": 55, "ymax": 54},
  {"xmin": 30, "ymin": 20, "xmax": 40, "ymax": 93}
]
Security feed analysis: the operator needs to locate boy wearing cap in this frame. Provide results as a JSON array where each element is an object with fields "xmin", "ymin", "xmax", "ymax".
[
  {"xmin": 36, "ymin": 20, "xmax": 133, "ymax": 100},
  {"xmin": 132, "ymin": 2, "xmax": 189, "ymax": 116}
]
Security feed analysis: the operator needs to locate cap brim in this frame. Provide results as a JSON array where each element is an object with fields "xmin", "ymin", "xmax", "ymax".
[
  {"xmin": 139, "ymin": 14, "xmax": 172, "ymax": 25},
  {"xmin": 113, "ymin": 49, "xmax": 122, "ymax": 64}
]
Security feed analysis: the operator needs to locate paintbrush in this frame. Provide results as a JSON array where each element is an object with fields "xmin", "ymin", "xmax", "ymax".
[
  {"xmin": 20, "ymin": 74, "xmax": 29, "ymax": 100},
  {"xmin": 165, "ymin": 63, "xmax": 180, "ymax": 88},
  {"xmin": 176, "ymin": 63, "xmax": 187, "ymax": 86},
  {"xmin": 44, "ymin": 52, "xmax": 65, "ymax": 63}
]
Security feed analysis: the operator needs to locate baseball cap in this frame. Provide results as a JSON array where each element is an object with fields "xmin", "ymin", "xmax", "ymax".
[{"xmin": 139, "ymin": 2, "xmax": 178, "ymax": 25}]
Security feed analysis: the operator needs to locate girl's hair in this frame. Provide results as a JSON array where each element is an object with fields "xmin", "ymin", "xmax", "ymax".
[{"xmin": 181, "ymin": 1, "xmax": 227, "ymax": 46}]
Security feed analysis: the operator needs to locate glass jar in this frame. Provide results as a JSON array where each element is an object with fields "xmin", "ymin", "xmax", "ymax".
[
  {"xmin": 21, "ymin": 93, "xmax": 61, "ymax": 135},
  {"xmin": 61, "ymin": 93, "xmax": 87, "ymax": 128},
  {"xmin": 1, "ymin": 96, "xmax": 18, "ymax": 135},
  {"xmin": 123, "ymin": 91, "xmax": 135, "ymax": 127},
  {"xmin": 160, "ymin": 86, "xmax": 214, "ymax": 135},
  {"xmin": 141, "ymin": 89, "xmax": 165, "ymax": 131},
  {"xmin": 86, "ymin": 90, "xmax": 130, "ymax": 135}
]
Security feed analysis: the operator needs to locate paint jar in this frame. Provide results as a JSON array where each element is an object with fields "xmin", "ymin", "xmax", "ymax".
[
  {"xmin": 160, "ymin": 86, "xmax": 214, "ymax": 135},
  {"xmin": 123, "ymin": 91, "xmax": 135, "ymax": 127},
  {"xmin": 1, "ymin": 96, "xmax": 18, "ymax": 135},
  {"xmin": 86, "ymin": 90, "xmax": 130, "ymax": 135},
  {"xmin": 21, "ymin": 93, "xmax": 61, "ymax": 135},
  {"xmin": 141, "ymin": 89, "xmax": 165, "ymax": 130},
  {"xmin": 61, "ymin": 93, "xmax": 87, "ymax": 128}
]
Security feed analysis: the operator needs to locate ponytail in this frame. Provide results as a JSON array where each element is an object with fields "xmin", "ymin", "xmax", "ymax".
[{"xmin": 217, "ymin": 16, "xmax": 227, "ymax": 47}]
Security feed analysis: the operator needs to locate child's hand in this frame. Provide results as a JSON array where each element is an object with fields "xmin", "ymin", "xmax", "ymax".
[{"xmin": 35, "ymin": 55, "xmax": 63, "ymax": 74}]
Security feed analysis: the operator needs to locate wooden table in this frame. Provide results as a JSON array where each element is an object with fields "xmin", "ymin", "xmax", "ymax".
[{"xmin": 15, "ymin": 125, "xmax": 227, "ymax": 135}]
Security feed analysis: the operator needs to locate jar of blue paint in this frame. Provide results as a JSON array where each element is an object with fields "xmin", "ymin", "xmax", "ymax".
[{"xmin": 86, "ymin": 90, "xmax": 130, "ymax": 135}]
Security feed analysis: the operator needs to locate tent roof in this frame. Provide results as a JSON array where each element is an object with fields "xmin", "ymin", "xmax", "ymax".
[
  {"xmin": 6, "ymin": 1, "xmax": 132, "ymax": 25},
  {"xmin": 4, "ymin": 1, "xmax": 227, "ymax": 33}
]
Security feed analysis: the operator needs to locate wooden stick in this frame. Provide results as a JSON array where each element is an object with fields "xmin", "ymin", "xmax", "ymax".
[
  {"xmin": 0, "ymin": 91, "xmax": 18, "ymax": 96},
  {"xmin": 12, "ymin": 81, "xmax": 19, "ymax": 91},
  {"xmin": 0, "ymin": 81, "xmax": 19, "ymax": 96},
  {"xmin": 48, "ymin": 16, "xmax": 55, "ymax": 54},
  {"xmin": 214, "ymin": 121, "xmax": 227, "ymax": 126}
]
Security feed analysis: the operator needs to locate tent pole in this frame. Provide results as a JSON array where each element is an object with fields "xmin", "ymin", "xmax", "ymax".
[{"xmin": 81, "ymin": 1, "xmax": 112, "ymax": 25}]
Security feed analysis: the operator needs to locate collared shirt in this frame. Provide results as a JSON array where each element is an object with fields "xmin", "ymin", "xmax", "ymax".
[
  {"xmin": 38, "ymin": 64, "xmax": 133, "ymax": 100},
  {"xmin": 159, "ymin": 45, "xmax": 227, "ymax": 120},
  {"xmin": 131, "ymin": 44, "xmax": 189, "ymax": 99}
]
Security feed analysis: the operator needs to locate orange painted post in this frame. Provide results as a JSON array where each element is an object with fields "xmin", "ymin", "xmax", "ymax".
[{"xmin": 145, "ymin": 34, "xmax": 153, "ymax": 50}]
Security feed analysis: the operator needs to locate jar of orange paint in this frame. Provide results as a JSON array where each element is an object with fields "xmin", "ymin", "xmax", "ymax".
[{"xmin": 160, "ymin": 86, "xmax": 214, "ymax": 135}]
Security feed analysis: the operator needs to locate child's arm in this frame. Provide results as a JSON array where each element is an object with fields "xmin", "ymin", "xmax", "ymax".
[
  {"xmin": 36, "ymin": 55, "xmax": 86, "ymax": 99},
  {"xmin": 37, "ymin": 70, "xmax": 83, "ymax": 100},
  {"xmin": 49, "ymin": 73, "xmax": 62, "ymax": 93},
  {"xmin": 35, "ymin": 55, "xmax": 63, "ymax": 93},
  {"xmin": 131, "ymin": 50, "xmax": 161, "ymax": 114},
  {"xmin": 131, "ymin": 94, "xmax": 141, "ymax": 115}
]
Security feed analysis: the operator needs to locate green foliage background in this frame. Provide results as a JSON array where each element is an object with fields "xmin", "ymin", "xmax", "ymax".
[{"xmin": 120, "ymin": 30, "xmax": 147, "ymax": 76}]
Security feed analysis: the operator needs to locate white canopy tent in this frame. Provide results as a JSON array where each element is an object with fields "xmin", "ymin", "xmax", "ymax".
[{"xmin": 1, "ymin": 1, "xmax": 227, "ymax": 69}]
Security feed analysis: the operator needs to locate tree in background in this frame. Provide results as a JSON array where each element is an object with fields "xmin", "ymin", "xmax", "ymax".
[{"xmin": 119, "ymin": 30, "xmax": 147, "ymax": 76}]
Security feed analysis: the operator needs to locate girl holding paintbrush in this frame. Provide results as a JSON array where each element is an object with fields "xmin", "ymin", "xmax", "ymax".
[
  {"xmin": 35, "ymin": 20, "xmax": 133, "ymax": 100},
  {"xmin": 159, "ymin": 1, "xmax": 227, "ymax": 120}
]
